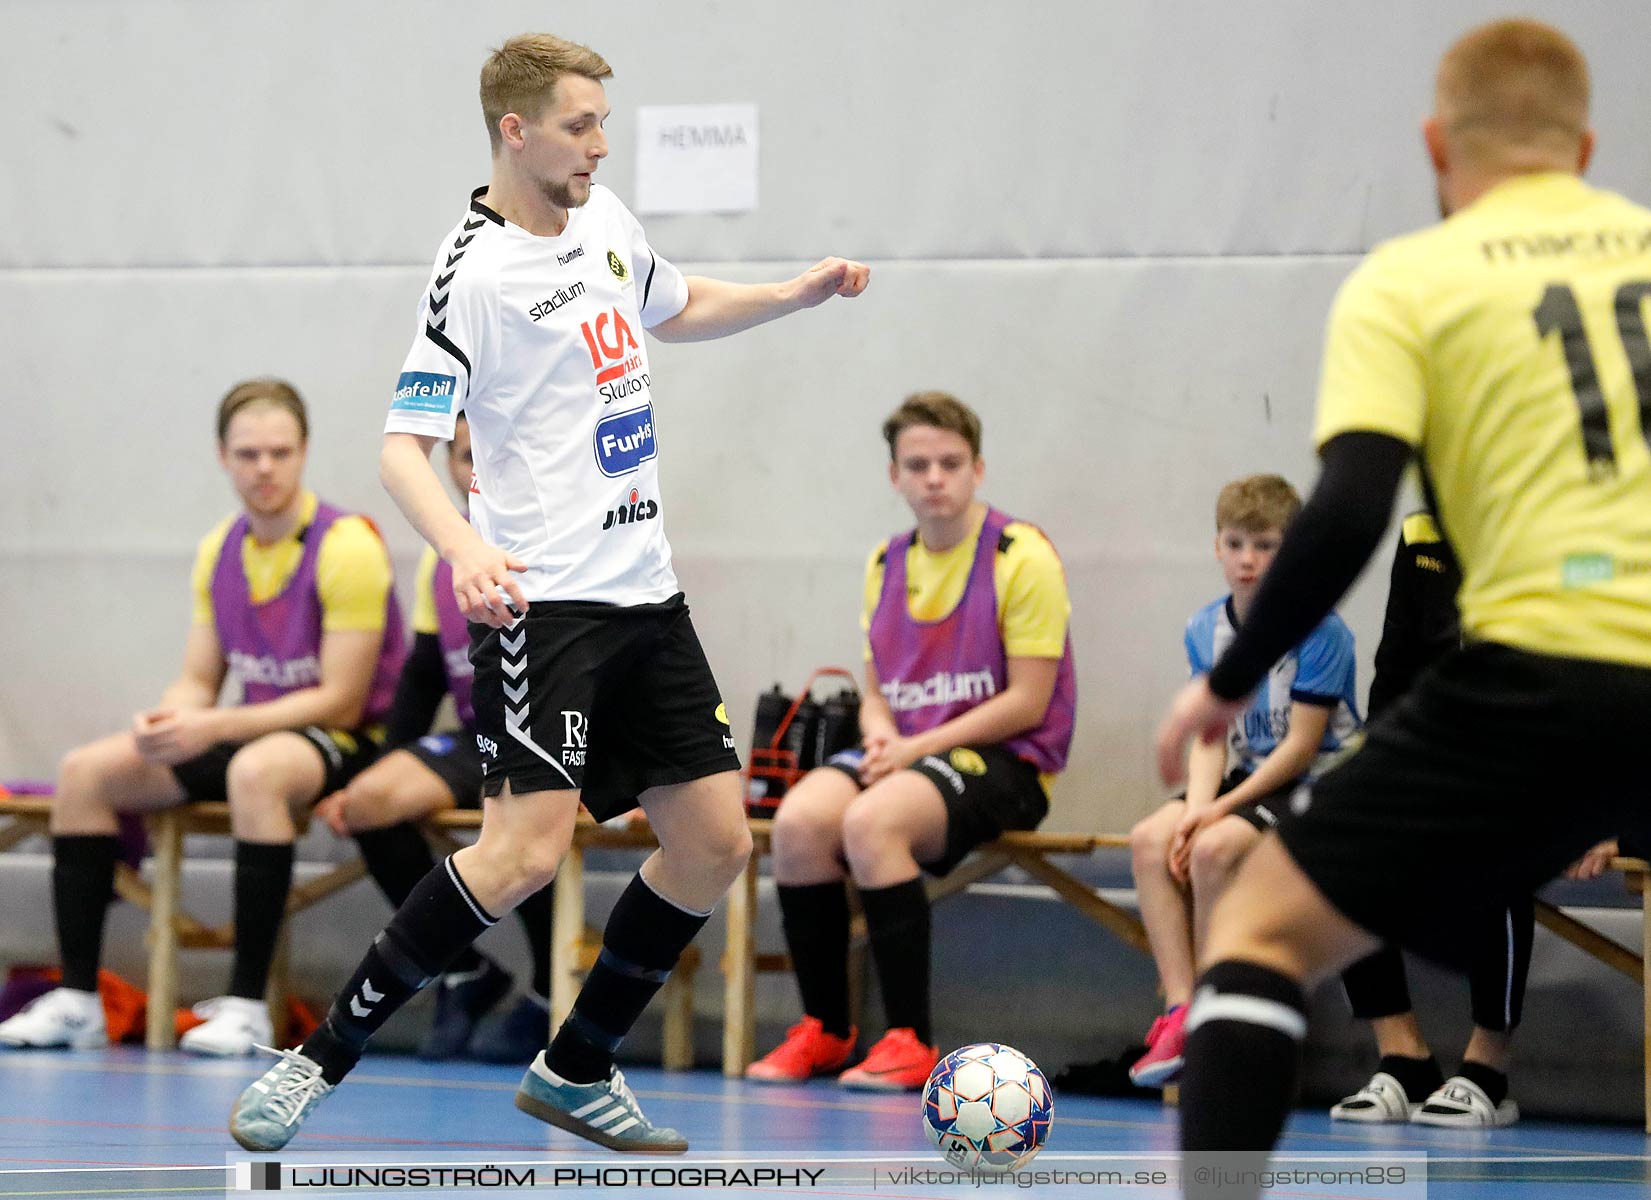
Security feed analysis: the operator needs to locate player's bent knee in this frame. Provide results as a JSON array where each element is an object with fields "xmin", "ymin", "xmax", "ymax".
[
  {"xmin": 839, "ymin": 801, "xmax": 902, "ymax": 862},
  {"xmin": 56, "ymin": 744, "xmax": 112, "ymax": 808},
  {"xmin": 1130, "ymin": 805, "xmax": 1177, "ymax": 861},
  {"xmin": 339, "ymin": 775, "xmax": 397, "ymax": 831},
  {"xmin": 1189, "ymin": 824, "xmax": 1254, "ymax": 883}
]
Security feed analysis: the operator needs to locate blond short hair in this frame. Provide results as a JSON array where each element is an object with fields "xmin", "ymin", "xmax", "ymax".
[
  {"xmin": 881, "ymin": 391, "xmax": 983, "ymax": 461},
  {"xmin": 216, "ymin": 378, "xmax": 307, "ymax": 444},
  {"xmin": 1437, "ymin": 19, "xmax": 1589, "ymax": 165},
  {"xmin": 480, "ymin": 34, "xmax": 612, "ymax": 153},
  {"xmin": 1215, "ymin": 474, "xmax": 1300, "ymax": 534}
]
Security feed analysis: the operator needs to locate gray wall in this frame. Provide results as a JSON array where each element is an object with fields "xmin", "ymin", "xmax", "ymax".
[{"xmin": 8, "ymin": 0, "xmax": 1651, "ymax": 843}]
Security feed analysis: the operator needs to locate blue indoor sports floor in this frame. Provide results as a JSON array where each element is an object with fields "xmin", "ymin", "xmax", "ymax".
[{"xmin": 0, "ymin": 1048, "xmax": 1644, "ymax": 1198}]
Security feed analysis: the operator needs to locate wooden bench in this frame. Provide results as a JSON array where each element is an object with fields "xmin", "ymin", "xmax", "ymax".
[
  {"xmin": 1532, "ymin": 856, "xmax": 1650, "ymax": 1130},
  {"xmin": 0, "ymin": 798, "xmax": 699, "ymax": 1065},
  {"xmin": 6, "ymin": 790, "xmax": 1644, "ymax": 1125},
  {"xmin": 716, "ymin": 821, "xmax": 1142, "ymax": 1077},
  {"xmin": 0, "ymin": 796, "xmax": 366, "ymax": 1049}
]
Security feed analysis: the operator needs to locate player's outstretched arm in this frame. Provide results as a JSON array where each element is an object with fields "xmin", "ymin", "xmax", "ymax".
[
  {"xmin": 381, "ymin": 432, "xmax": 527, "ymax": 627},
  {"xmin": 649, "ymin": 257, "xmax": 870, "ymax": 343}
]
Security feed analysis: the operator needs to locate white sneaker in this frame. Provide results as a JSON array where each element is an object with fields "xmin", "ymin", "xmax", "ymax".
[
  {"xmin": 0, "ymin": 987, "xmax": 108, "ymax": 1049},
  {"xmin": 179, "ymin": 996, "xmax": 272, "ymax": 1057},
  {"xmin": 1330, "ymin": 1071, "xmax": 1421, "ymax": 1123},
  {"xmin": 1411, "ymin": 1076, "xmax": 1519, "ymax": 1128}
]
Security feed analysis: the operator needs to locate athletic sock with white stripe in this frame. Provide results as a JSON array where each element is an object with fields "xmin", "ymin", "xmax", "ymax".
[
  {"xmin": 1179, "ymin": 959, "xmax": 1307, "ymax": 1173},
  {"xmin": 302, "ymin": 855, "xmax": 497, "ymax": 1085},
  {"xmin": 546, "ymin": 873, "xmax": 709, "ymax": 1084}
]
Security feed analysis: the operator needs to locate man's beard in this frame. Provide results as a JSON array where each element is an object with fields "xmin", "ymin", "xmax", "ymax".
[{"xmin": 542, "ymin": 175, "xmax": 590, "ymax": 210}]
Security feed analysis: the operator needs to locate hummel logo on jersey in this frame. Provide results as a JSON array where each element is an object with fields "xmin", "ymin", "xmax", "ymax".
[
  {"xmin": 391, "ymin": 371, "xmax": 457, "ymax": 414},
  {"xmin": 602, "ymin": 487, "xmax": 659, "ymax": 530},
  {"xmin": 530, "ymin": 281, "xmax": 586, "ymax": 322},
  {"xmin": 561, "ymin": 710, "xmax": 587, "ymax": 767},
  {"xmin": 594, "ymin": 404, "xmax": 658, "ymax": 477},
  {"xmin": 558, "ymin": 246, "xmax": 585, "ymax": 266}
]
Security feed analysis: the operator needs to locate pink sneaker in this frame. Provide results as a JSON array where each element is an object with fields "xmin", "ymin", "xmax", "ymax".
[
  {"xmin": 837, "ymin": 1028, "xmax": 940, "ymax": 1092},
  {"xmin": 746, "ymin": 1017, "xmax": 857, "ymax": 1083},
  {"xmin": 1129, "ymin": 1005, "xmax": 1188, "ymax": 1087}
]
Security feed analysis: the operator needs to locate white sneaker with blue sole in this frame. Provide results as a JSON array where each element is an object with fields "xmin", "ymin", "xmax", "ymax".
[
  {"xmin": 514, "ymin": 1052, "xmax": 687, "ymax": 1153},
  {"xmin": 230, "ymin": 1045, "xmax": 335, "ymax": 1151}
]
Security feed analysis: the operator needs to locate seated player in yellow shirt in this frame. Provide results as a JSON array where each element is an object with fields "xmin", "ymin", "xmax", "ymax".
[{"xmin": 0, "ymin": 380, "xmax": 403, "ymax": 1057}]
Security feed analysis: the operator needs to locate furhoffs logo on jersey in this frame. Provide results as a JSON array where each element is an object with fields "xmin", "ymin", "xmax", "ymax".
[
  {"xmin": 602, "ymin": 486, "xmax": 659, "ymax": 530},
  {"xmin": 580, "ymin": 308, "xmax": 649, "ymax": 403},
  {"xmin": 529, "ymin": 280, "xmax": 586, "ymax": 321},
  {"xmin": 391, "ymin": 371, "xmax": 457, "ymax": 414},
  {"xmin": 594, "ymin": 404, "xmax": 657, "ymax": 477}
]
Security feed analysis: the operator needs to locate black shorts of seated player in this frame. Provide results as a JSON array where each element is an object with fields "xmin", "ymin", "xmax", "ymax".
[
  {"xmin": 1178, "ymin": 768, "xmax": 1301, "ymax": 835},
  {"xmin": 821, "ymin": 743, "xmax": 1048, "ymax": 876},
  {"xmin": 468, "ymin": 593, "xmax": 741, "ymax": 819},
  {"xmin": 171, "ymin": 726, "xmax": 382, "ymax": 802},
  {"xmin": 401, "ymin": 733, "xmax": 486, "ymax": 808},
  {"xmin": 1279, "ymin": 642, "xmax": 1651, "ymax": 968}
]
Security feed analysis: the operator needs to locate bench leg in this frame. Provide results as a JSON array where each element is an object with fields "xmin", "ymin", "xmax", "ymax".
[
  {"xmin": 266, "ymin": 927, "xmax": 290, "ymax": 1046},
  {"xmin": 551, "ymin": 846, "xmax": 585, "ymax": 1036},
  {"xmin": 722, "ymin": 855, "xmax": 757, "ymax": 1077},
  {"xmin": 1642, "ymin": 880, "xmax": 1650, "ymax": 1135},
  {"xmin": 662, "ymin": 953, "xmax": 696, "ymax": 1071},
  {"xmin": 145, "ymin": 811, "xmax": 182, "ymax": 1050}
]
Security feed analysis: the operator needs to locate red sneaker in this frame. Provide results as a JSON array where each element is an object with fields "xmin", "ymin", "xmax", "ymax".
[
  {"xmin": 746, "ymin": 1017, "xmax": 857, "ymax": 1083},
  {"xmin": 837, "ymin": 1027, "xmax": 940, "ymax": 1092},
  {"xmin": 1129, "ymin": 1005, "xmax": 1188, "ymax": 1087}
]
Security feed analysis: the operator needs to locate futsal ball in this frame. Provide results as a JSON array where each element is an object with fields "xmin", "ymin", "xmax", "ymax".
[{"xmin": 922, "ymin": 1042, "xmax": 1053, "ymax": 1174}]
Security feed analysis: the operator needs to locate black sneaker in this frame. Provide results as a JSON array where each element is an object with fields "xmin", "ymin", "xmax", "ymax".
[
  {"xmin": 417, "ymin": 960, "xmax": 510, "ymax": 1061},
  {"xmin": 468, "ymin": 993, "xmax": 552, "ymax": 1063}
]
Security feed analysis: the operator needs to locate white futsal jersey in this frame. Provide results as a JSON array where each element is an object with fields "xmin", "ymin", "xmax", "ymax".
[{"xmin": 385, "ymin": 185, "xmax": 690, "ymax": 605}]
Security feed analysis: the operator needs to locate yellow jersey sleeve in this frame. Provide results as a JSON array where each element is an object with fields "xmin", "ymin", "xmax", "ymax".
[
  {"xmin": 995, "ymin": 522, "xmax": 1070, "ymax": 657},
  {"xmin": 1312, "ymin": 248, "xmax": 1429, "ymax": 450},
  {"xmin": 189, "ymin": 515, "xmax": 238, "ymax": 627},
  {"xmin": 861, "ymin": 540, "xmax": 890, "ymax": 662},
  {"xmin": 411, "ymin": 545, "xmax": 441, "ymax": 636},
  {"xmin": 315, "ymin": 517, "xmax": 394, "ymax": 634}
]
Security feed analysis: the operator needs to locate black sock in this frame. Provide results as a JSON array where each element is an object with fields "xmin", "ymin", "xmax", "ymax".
[
  {"xmin": 1378, "ymin": 1053, "xmax": 1444, "ymax": 1102},
  {"xmin": 546, "ymin": 874, "xmax": 709, "ymax": 1084},
  {"xmin": 1457, "ymin": 1060, "xmax": 1509, "ymax": 1107},
  {"xmin": 356, "ymin": 823, "xmax": 482, "ymax": 975},
  {"xmin": 859, "ymin": 878, "xmax": 932, "ymax": 1045},
  {"xmin": 1180, "ymin": 958, "xmax": 1307, "ymax": 1198},
  {"xmin": 777, "ymin": 882, "xmax": 852, "ymax": 1038},
  {"xmin": 52, "ymin": 835, "xmax": 120, "ymax": 994},
  {"xmin": 229, "ymin": 841, "xmax": 295, "ymax": 1001},
  {"xmin": 303, "ymin": 856, "xmax": 496, "ymax": 1085},
  {"xmin": 513, "ymin": 883, "xmax": 554, "ymax": 1000}
]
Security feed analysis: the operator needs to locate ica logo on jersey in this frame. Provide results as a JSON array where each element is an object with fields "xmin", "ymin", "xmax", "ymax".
[
  {"xmin": 580, "ymin": 308, "xmax": 650, "ymax": 404},
  {"xmin": 594, "ymin": 404, "xmax": 658, "ymax": 477},
  {"xmin": 602, "ymin": 486, "xmax": 660, "ymax": 530}
]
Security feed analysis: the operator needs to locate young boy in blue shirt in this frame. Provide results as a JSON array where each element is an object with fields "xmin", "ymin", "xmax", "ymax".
[{"xmin": 1128, "ymin": 474, "xmax": 1360, "ymax": 1085}]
